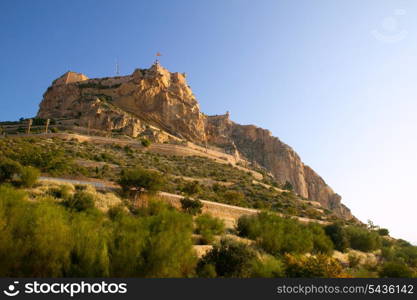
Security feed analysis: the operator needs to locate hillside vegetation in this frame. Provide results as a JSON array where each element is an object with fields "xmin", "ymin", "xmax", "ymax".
[{"xmin": 0, "ymin": 135, "xmax": 416, "ymax": 278}]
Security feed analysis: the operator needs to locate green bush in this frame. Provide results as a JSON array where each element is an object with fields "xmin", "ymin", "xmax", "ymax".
[
  {"xmin": 378, "ymin": 228, "xmax": 389, "ymax": 236},
  {"xmin": 237, "ymin": 213, "xmax": 317, "ymax": 255},
  {"xmin": 195, "ymin": 213, "xmax": 225, "ymax": 244},
  {"xmin": 0, "ymin": 159, "xmax": 22, "ymax": 183},
  {"xmin": 197, "ymin": 238, "xmax": 257, "ymax": 278},
  {"xmin": 180, "ymin": 197, "xmax": 203, "ymax": 215},
  {"xmin": 0, "ymin": 185, "xmax": 197, "ymax": 277},
  {"xmin": 181, "ymin": 181, "xmax": 202, "ymax": 196},
  {"xmin": 119, "ymin": 167, "xmax": 165, "ymax": 196},
  {"xmin": 345, "ymin": 226, "xmax": 381, "ymax": 252},
  {"xmin": 141, "ymin": 138, "xmax": 151, "ymax": 147},
  {"xmin": 282, "ymin": 181, "xmax": 294, "ymax": 191},
  {"xmin": 324, "ymin": 223, "xmax": 349, "ymax": 252},
  {"xmin": 64, "ymin": 191, "xmax": 95, "ymax": 212},
  {"xmin": 284, "ymin": 254, "xmax": 347, "ymax": 278},
  {"xmin": 19, "ymin": 166, "xmax": 40, "ymax": 187},
  {"xmin": 378, "ymin": 261, "xmax": 414, "ymax": 278},
  {"xmin": 250, "ymin": 255, "xmax": 285, "ymax": 278},
  {"xmin": 307, "ymin": 223, "xmax": 334, "ymax": 254}
]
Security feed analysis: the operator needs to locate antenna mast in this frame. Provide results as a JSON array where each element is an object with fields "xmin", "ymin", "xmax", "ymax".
[{"xmin": 115, "ymin": 59, "xmax": 120, "ymax": 75}]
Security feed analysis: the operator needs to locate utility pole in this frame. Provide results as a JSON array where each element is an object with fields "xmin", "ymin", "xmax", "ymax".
[
  {"xmin": 26, "ymin": 119, "xmax": 33, "ymax": 135},
  {"xmin": 45, "ymin": 118, "xmax": 50, "ymax": 134}
]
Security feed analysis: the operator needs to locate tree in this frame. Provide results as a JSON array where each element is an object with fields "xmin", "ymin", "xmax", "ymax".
[
  {"xmin": 180, "ymin": 197, "xmax": 203, "ymax": 215},
  {"xmin": 118, "ymin": 168, "xmax": 165, "ymax": 197}
]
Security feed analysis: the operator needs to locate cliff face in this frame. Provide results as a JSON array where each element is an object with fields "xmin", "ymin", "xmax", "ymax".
[
  {"xmin": 206, "ymin": 114, "xmax": 352, "ymax": 219},
  {"xmin": 38, "ymin": 63, "xmax": 352, "ymax": 219}
]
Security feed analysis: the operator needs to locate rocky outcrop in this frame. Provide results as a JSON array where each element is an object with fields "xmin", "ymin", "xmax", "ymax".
[
  {"xmin": 37, "ymin": 63, "xmax": 353, "ymax": 219},
  {"xmin": 206, "ymin": 113, "xmax": 353, "ymax": 219},
  {"xmin": 38, "ymin": 64, "xmax": 206, "ymax": 141}
]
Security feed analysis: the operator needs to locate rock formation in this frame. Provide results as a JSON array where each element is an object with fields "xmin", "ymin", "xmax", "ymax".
[{"xmin": 37, "ymin": 63, "xmax": 353, "ymax": 219}]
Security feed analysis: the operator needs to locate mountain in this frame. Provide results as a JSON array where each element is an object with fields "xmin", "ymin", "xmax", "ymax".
[{"xmin": 37, "ymin": 62, "xmax": 352, "ymax": 219}]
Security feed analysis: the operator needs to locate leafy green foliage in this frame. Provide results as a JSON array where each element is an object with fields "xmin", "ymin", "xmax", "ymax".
[
  {"xmin": 181, "ymin": 180, "xmax": 202, "ymax": 196},
  {"xmin": 250, "ymin": 255, "xmax": 285, "ymax": 278},
  {"xmin": 378, "ymin": 228, "xmax": 389, "ymax": 236},
  {"xmin": 378, "ymin": 261, "xmax": 414, "ymax": 278},
  {"xmin": 19, "ymin": 166, "xmax": 40, "ymax": 187},
  {"xmin": 284, "ymin": 254, "xmax": 348, "ymax": 278},
  {"xmin": 324, "ymin": 223, "xmax": 349, "ymax": 252},
  {"xmin": 119, "ymin": 167, "xmax": 165, "ymax": 195},
  {"xmin": 0, "ymin": 158, "xmax": 22, "ymax": 183},
  {"xmin": 345, "ymin": 226, "xmax": 381, "ymax": 252},
  {"xmin": 180, "ymin": 197, "xmax": 203, "ymax": 215},
  {"xmin": 195, "ymin": 213, "xmax": 225, "ymax": 244},
  {"xmin": 140, "ymin": 138, "xmax": 151, "ymax": 147},
  {"xmin": 282, "ymin": 181, "xmax": 294, "ymax": 191},
  {"xmin": 0, "ymin": 185, "xmax": 196, "ymax": 277},
  {"xmin": 197, "ymin": 238, "xmax": 257, "ymax": 278},
  {"xmin": 237, "ymin": 212, "xmax": 332, "ymax": 255},
  {"xmin": 64, "ymin": 191, "xmax": 95, "ymax": 212}
]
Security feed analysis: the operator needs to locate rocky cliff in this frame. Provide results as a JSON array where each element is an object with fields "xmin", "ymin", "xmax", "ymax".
[{"xmin": 37, "ymin": 63, "xmax": 353, "ymax": 219}]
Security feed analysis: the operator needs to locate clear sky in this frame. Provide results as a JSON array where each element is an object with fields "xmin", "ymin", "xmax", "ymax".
[{"xmin": 0, "ymin": 0, "xmax": 416, "ymax": 244}]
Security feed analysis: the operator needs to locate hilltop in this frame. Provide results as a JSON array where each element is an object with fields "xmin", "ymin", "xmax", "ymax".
[{"xmin": 36, "ymin": 62, "xmax": 352, "ymax": 219}]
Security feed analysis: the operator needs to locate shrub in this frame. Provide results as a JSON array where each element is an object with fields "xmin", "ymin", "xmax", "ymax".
[
  {"xmin": 64, "ymin": 191, "xmax": 95, "ymax": 212},
  {"xmin": 0, "ymin": 159, "xmax": 22, "ymax": 183},
  {"xmin": 197, "ymin": 238, "xmax": 257, "ymax": 278},
  {"xmin": 282, "ymin": 181, "xmax": 294, "ymax": 191},
  {"xmin": 378, "ymin": 228, "xmax": 389, "ymax": 236},
  {"xmin": 141, "ymin": 138, "xmax": 151, "ymax": 147},
  {"xmin": 0, "ymin": 186, "xmax": 197, "ymax": 277},
  {"xmin": 378, "ymin": 261, "xmax": 413, "ymax": 278},
  {"xmin": 19, "ymin": 166, "xmax": 40, "ymax": 187},
  {"xmin": 195, "ymin": 213, "xmax": 225, "ymax": 244},
  {"xmin": 222, "ymin": 190, "xmax": 245, "ymax": 206},
  {"xmin": 237, "ymin": 213, "xmax": 314, "ymax": 255},
  {"xmin": 324, "ymin": 223, "xmax": 349, "ymax": 252},
  {"xmin": 250, "ymin": 255, "xmax": 285, "ymax": 278},
  {"xmin": 118, "ymin": 167, "xmax": 165, "ymax": 196},
  {"xmin": 307, "ymin": 223, "xmax": 334, "ymax": 254},
  {"xmin": 197, "ymin": 263, "xmax": 217, "ymax": 278},
  {"xmin": 180, "ymin": 197, "xmax": 203, "ymax": 215},
  {"xmin": 345, "ymin": 226, "xmax": 381, "ymax": 252},
  {"xmin": 48, "ymin": 185, "xmax": 72, "ymax": 200},
  {"xmin": 181, "ymin": 181, "xmax": 202, "ymax": 196},
  {"xmin": 284, "ymin": 254, "xmax": 348, "ymax": 278}
]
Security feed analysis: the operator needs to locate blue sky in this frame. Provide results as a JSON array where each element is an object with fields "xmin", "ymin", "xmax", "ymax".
[{"xmin": 0, "ymin": 0, "xmax": 416, "ymax": 244}]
